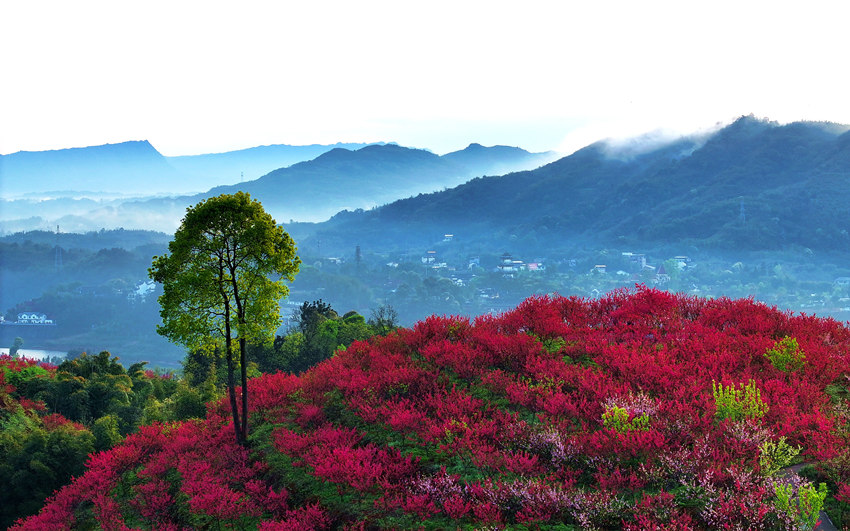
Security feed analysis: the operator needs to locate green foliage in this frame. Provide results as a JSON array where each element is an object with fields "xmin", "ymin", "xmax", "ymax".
[
  {"xmin": 765, "ymin": 336, "xmax": 806, "ymax": 373},
  {"xmin": 92, "ymin": 414, "xmax": 122, "ymax": 451},
  {"xmin": 368, "ymin": 304, "xmax": 399, "ymax": 336},
  {"xmin": 0, "ymin": 410, "xmax": 95, "ymax": 529},
  {"xmin": 247, "ymin": 301, "xmax": 382, "ymax": 375},
  {"xmin": 773, "ymin": 481, "xmax": 828, "ymax": 531},
  {"xmin": 601, "ymin": 405, "xmax": 650, "ymax": 432},
  {"xmin": 541, "ymin": 336, "xmax": 566, "ymax": 354},
  {"xmin": 712, "ymin": 379, "xmax": 769, "ymax": 422},
  {"xmin": 824, "ymin": 380, "xmax": 850, "ymax": 404},
  {"xmin": 758, "ymin": 436, "xmax": 801, "ymax": 476},
  {"xmin": 169, "ymin": 380, "xmax": 213, "ymax": 421},
  {"xmin": 149, "ymin": 192, "xmax": 300, "ymax": 355},
  {"xmin": 1, "ymin": 363, "xmax": 48, "ymax": 387},
  {"xmin": 53, "ymin": 351, "xmax": 134, "ymax": 423},
  {"xmin": 0, "ymin": 354, "xmax": 211, "ymax": 526}
]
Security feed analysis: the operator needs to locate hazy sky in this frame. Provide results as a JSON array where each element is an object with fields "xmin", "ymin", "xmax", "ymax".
[{"xmin": 3, "ymin": 1, "xmax": 849, "ymax": 156}]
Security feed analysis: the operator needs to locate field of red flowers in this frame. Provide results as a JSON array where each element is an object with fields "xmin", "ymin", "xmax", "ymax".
[{"xmin": 14, "ymin": 287, "xmax": 850, "ymax": 529}]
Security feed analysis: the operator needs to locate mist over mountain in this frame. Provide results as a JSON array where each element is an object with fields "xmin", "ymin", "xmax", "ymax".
[
  {"xmin": 0, "ymin": 140, "xmax": 379, "ymax": 199},
  {"xmin": 1, "ymin": 142, "xmax": 554, "ymax": 233},
  {"xmin": 1, "ymin": 141, "xmax": 180, "ymax": 197},
  {"xmin": 165, "ymin": 142, "xmax": 382, "ymax": 188},
  {"xmin": 294, "ymin": 116, "xmax": 850, "ymax": 256},
  {"xmin": 195, "ymin": 143, "xmax": 556, "ymax": 223}
]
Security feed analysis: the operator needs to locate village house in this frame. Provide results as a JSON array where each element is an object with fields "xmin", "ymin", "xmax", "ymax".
[{"xmin": 497, "ymin": 253, "xmax": 524, "ymax": 275}]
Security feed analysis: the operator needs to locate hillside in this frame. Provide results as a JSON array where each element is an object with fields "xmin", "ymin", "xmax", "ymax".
[
  {"xmin": 15, "ymin": 288, "xmax": 850, "ymax": 529},
  {"xmin": 0, "ymin": 229, "xmax": 183, "ymax": 365},
  {"xmin": 299, "ymin": 117, "xmax": 850, "ymax": 255},
  {"xmin": 0, "ymin": 141, "xmax": 182, "ymax": 197},
  {"xmin": 165, "ymin": 142, "xmax": 380, "ymax": 186},
  {"xmin": 195, "ymin": 143, "xmax": 555, "ymax": 223}
]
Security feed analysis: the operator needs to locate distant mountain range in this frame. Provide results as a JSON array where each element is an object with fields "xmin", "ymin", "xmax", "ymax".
[
  {"xmin": 0, "ymin": 141, "xmax": 557, "ymax": 232},
  {"xmin": 293, "ymin": 116, "xmax": 850, "ymax": 254},
  {"xmin": 194, "ymin": 143, "xmax": 557, "ymax": 222},
  {"xmin": 0, "ymin": 140, "xmax": 380, "ymax": 198},
  {"xmin": 8, "ymin": 117, "xmax": 850, "ymax": 256}
]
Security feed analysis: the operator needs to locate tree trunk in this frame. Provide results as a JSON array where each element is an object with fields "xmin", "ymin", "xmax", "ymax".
[
  {"xmin": 224, "ymin": 307, "xmax": 244, "ymax": 445},
  {"xmin": 239, "ymin": 337, "xmax": 248, "ymax": 443}
]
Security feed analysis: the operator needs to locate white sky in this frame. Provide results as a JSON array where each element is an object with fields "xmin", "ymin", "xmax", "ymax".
[{"xmin": 2, "ymin": 0, "xmax": 849, "ymax": 156}]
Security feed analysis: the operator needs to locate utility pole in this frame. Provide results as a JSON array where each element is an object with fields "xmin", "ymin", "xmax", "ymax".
[
  {"xmin": 356, "ymin": 244, "xmax": 361, "ymax": 273},
  {"xmin": 54, "ymin": 225, "xmax": 63, "ymax": 273}
]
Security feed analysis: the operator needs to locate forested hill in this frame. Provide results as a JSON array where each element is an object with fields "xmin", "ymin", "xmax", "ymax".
[
  {"xmin": 197, "ymin": 143, "xmax": 555, "ymax": 223},
  {"xmin": 299, "ymin": 116, "xmax": 850, "ymax": 255},
  {"xmin": 14, "ymin": 289, "xmax": 850, "ymax": 528}
]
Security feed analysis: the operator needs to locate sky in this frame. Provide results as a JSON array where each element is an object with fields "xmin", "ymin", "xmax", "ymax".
[{"xmin": 2, "ymin": 0, "xmax": 849, "ymax": 157}]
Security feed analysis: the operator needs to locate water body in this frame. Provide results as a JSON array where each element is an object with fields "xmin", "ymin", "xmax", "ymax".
[{"xmin": 0, "ymin": 348, "xmax": 67, "ymax": 361}]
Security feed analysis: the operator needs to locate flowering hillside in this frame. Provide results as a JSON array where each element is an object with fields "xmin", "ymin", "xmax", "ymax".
[{"xmin": 15, "ymin": 288, "xmax": 850, "ymax": 529}]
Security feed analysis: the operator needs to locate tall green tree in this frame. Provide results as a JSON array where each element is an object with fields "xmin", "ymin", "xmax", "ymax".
[{"xmin": 148, "ymin": 192, "xmax": 300, "ymax": 445}]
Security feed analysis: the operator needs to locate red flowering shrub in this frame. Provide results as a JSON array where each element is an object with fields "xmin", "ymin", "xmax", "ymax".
[{"xmin": 15, "ymin": 288, "xmax": 850, "ymax": 529}]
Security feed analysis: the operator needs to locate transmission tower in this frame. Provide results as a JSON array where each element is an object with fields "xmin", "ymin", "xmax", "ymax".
[{"xmin": 54, "ymin": 225, "xmax": 63, "ymax": 272}]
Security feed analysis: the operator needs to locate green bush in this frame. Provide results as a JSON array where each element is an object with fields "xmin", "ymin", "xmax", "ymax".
[
  {"xmin": 92, "ymin": 414, "xmax": 122, "ymax": 451},
  {"xmin": 765, "ymin": 336, "xmax": 806, "ymax": 373},
  {"xmin": 602, "ymin": 405, "xmax": 650, "ymax": 432},
  {"xmin": 773, "ymin": 481, "xmax": 828, "ymax": 531},
  {"xmin": 758, "ymin": 436, "xmax": 801, "ymax": 476},
  {"xmin": 712, "ymin": 379, "xmax": 769, "ymax": 421}
]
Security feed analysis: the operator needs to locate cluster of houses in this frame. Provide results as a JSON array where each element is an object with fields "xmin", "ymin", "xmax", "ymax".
[
  {"xmin": 412, "ymin": 245, "xmax": 697, "ymax": 293},
  {"xmin": 590, "ymin": 252, "xmax": 694, "ymax": 286},
  {"xmin": 496, "ymin": 253, "xmax": 546, "ymax": 276}
]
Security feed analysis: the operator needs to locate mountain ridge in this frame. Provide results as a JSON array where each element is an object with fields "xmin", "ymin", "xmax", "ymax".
[
  {"xmin": 1, "ymin": 141, "xmax": 555, "ymax": 232},
  {"xmin": 295, "ymin": 116, "xmax": 850, "ymax": 255}
]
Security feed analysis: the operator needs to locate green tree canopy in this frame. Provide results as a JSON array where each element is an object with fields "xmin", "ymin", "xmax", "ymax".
[{"xmin": 149, "ymin": 192, "xmax": 300, "ymax": 444}]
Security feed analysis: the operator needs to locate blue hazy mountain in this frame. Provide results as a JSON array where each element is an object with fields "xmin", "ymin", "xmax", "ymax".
[
  {"xmin": 293, "ymin": 116, "xmax": 850, "ymax": 254},
  {"xmin": 191, "ymin": 143, "xmax": 556, "ymax": 222},
  {"xmin": 0, "ymin": 140, "xmax": 378, "ymax": 198},
  {"xmin": 1, "ymin": 141, "xmax": 180, "ymax": 197},
  {"xmin": 165, "ymin": 142, "xmax": 382, "ymax": 189},
  {"xmin": 1, "ymin": 141, "xmax": 554, "ymax": 232}
]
